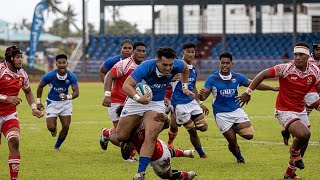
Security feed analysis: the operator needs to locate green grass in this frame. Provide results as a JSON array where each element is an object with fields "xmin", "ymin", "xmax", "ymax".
[{"xmin": 0, "ymin": 81, "xmax": 319, "ymax": 179}]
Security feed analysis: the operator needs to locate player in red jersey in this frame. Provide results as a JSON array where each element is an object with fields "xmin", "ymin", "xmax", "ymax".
[
  {"xmin": 281, "ymin": 42, "xmax": 320, "ymax": 146},
  {"xmin": 237, "ymin": 42, "xmax": 320, "ymax": 180},
  {"xmin": 0, "ymin": 45, "xmax": 43, "ymax": 179},
  {"xmin": 103, "ymin": 105, "xmax": 197, "ymax": 180},
  {"xmin": 100, "ymin": 42, "xmax": 146, "ymax": 161}
]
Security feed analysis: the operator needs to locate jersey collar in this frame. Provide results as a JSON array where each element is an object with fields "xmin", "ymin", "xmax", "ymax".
[
  {"xmin": 219, "ymin": 73, "xmax": 232, "ymax": 80},
  {"xmin": 156, "ymin": 67, "xmax": 165, "ymax": 77},
  {"xmin": 187, "ymin": 64, "xmax": 193, "ymax": 69},
  {"xmin": 56, "ymin": 73, "xmax": 67, "ymax": 80}
]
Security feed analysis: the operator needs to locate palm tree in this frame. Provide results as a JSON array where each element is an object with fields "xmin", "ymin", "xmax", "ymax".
[
  {"xmin": 46, "ymin": 0, "xmax": 63, "ymax": 15},
  {"xmin": 63, "ymin": 4, "xmax": 80, "ymax": 33}
]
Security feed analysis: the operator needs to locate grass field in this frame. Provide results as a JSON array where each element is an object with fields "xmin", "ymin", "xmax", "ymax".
[{"xmin": 0, "ymin": 81, "xmax": 319, "ymax": 179}]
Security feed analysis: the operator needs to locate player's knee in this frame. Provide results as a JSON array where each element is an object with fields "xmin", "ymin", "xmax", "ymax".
[
  {"xmin": 184, "ymin": 122, "xmax": 196, "ymax": 131},
  {"xmin": 116, "ymin": 130, "xmax": 129, "ymax": 142},
  {"xmin": 194, "ymin": 118, "xmax": 207, "ymax": 132},
  {"xmin": 6, "ymin": 131, "xmax": 20, "ymax": 150},
  {"xmin": 238, "ymin": 126, "xmax": 254, "ymax": 140}
]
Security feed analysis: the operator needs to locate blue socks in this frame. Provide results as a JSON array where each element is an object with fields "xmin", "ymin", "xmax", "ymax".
[
  {"xmin": 138, "ymin": 156, "xmax": 151, "ymax": 173},
  {"xmin": 54, "ymin": 137, "xmax": 65, "ymax": 149},
  {"xmin": 234, "ymin": 152, "xmax": 244, "ymax": 160},
  {"xmin": 195, "ymin": 146, "xmax": 206, "ymax": 157}
]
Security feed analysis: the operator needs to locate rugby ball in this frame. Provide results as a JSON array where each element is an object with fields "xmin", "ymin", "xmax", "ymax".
[{"xmin": 135, "ymin": 82, "xmax": 153, "ymax": 99}]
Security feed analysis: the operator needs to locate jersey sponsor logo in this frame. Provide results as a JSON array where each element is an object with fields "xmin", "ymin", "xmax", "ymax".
[
  {"xmin": 53, "ymin": 87, "xmax": 67, "ymax": 93},
  {"xmin": 290, "ymin": 76, "xmax": 298, "ymax": 80},
  {"xmin": 5, "ymin": 76, "xmax": 11, "ymax": 81},
  {"xmin": 189, "ymin": 78, "xmax": 195, "ymax": 82},
  {"xmin": 220, "ymin": 89, "xmax": 236, "ymax": 97},
  {"xmin": 231, "ymin": 78, "xmax": 236, "ymax": 83},
  {"xmin": 150, "ymin": 83, "xmax": 167, "ymax": 89},
  {"xmin": 65, "ymin": 79, "xmax": 70, "ymax": 84}
]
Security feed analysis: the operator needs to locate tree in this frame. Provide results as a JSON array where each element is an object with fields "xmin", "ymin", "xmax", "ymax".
[
  {"xmin": 46, "ymin": 0, "xmax": 63, "ymax": 15},
  {"xmin": 105, "ymin": 20, "xmax": 140, "ymax": 35},
  {"xmin": 62, "ymin": 4, "xmax": 80, "ymax": 34}
]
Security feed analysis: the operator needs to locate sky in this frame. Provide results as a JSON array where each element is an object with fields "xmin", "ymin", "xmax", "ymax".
[{"xmin": 0, "ymin": 0, "xmax": 161, "ymax": 33}]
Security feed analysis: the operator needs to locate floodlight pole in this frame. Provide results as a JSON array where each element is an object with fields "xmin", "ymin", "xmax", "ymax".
[{"xmin": 82, "ymin": 0, "xmax": 86, "ymax": 59}]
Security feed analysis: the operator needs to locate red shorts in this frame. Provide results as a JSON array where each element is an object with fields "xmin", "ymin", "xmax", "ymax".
[{"xmin": 1, "ymin": 112, "xmax": 20, "ymax": 135}]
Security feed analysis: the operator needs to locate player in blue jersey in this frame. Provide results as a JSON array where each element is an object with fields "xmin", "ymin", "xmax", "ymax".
[
  {"xmin": 116, "ymin": 47, "xmax": 194, "ymax": 179},
  {"xmin": 36, "ymin": 54, "xmax": 79, "ymax": 150},
  {"xmin": 199, "ymin": 52, "xmax": 277, "ymax": 163},
  {"xmin": 170, "ymin": 42, "xmax": 210, "ymax": 158},
  {"xmin": 99, "ymin": 39, "xmax": 133, "ymax": 82}
]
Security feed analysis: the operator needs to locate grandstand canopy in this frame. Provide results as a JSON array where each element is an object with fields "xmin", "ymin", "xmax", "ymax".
[{"xmin": 0, "ymin": 29, "xmax": 63, "ymax": 42}]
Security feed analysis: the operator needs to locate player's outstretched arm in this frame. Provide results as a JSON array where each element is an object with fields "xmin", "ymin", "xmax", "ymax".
[
  {"xmin": 194, "ymin": 85, "xmax": 209, "ymax": 115},
  {"xmin": 199, "ymin": 87, "xmax": 211, "ymax": 101},
  {"xmin": 236, "ymin": 69, "xmax": 273, "ymax": 106},
  {"xmin": 23, "ymin": 87, "xmax": 43, "ymax": 118},
  {"xmin": 245, "ymin": 79, "xmax": 279, "ymax": 91}
]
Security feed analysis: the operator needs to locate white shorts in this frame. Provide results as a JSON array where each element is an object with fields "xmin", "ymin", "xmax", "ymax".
[
  {"xmin": 120, "ymin": 98, "xmax": 166, "ymax": 117},
  {"xmin": 175, "ymin": 100, "xmax": 203, "ymax": 125},
  {"xmin": 304, "ymin": 92, "xmax": 320, "ymax": 106},
  {"xmin": 150, "ymin": 140, "xmax": 171, "ymax": 176},
  {"xmin": 275, "ymin": 109, "xmax": 310, "ymax": 129},
  {"xmin": 107, "ymin": 103, "xmax": 123, "ymax": 122},
  {"xmin": 215, "ymin": 108, "xmax": 250, "ymax": 133},
  {"xmin": 46, "ymin": 99, "xmax": 72, "ymax": 118},
  {"xmin": 0, "ymin": 112, "xmax": 19, "ymax": 129}
]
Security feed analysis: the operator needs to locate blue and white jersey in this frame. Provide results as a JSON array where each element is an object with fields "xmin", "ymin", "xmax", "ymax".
[
  {"xmin": 204, "ymin": 71, "xmax": 249, "ymax": 115},
  {"xmin": 41, "ymin": 69, "xmax": 78, "ymax": 101},
  {"xmin": 131, "ymin": 59, "xmax": 185, "ymax": 101},
  {"xmin": 171, "ymin": 64, "xmax": 197, "ymax": 106},
  {"xmin": 102, "ymin": 54, "xmax": 121, "ymax": 72}
]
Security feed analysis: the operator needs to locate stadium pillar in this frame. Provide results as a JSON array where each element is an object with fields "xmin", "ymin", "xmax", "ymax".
[
  {"xmin": 293, "ymin": 0, "xmax": 297, "ymax": 46},
  {"xmin": 256, "ymin": 3, "xmax": 262, "ymax": 34},
  {"xmin": 99, "ymin": 0, "xmax": 105, "ymax": 35},
  {"xmin": 82, "ymin": 0, "xmax": 86, "ymax": 59},
  {"xmin": 151, "ymin": 0, "xmax": 155, "ymax": 57},
  {"xmin": 178, "ymin": 2, "xmax": 184, "ymax": 35},
  {"xmin": 222, "ymin": 0, "xmax": 226, "ymax": 52}
]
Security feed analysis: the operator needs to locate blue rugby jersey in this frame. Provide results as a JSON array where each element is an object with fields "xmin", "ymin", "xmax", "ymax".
[
  {"xmin": 130, "ymin": 59, "xmax": 185, "ymax": 101},
  {"xmin": 204, "ymin": 71, "xmax": 248, "ymax": 115},
  {"xmin": 41, "ymin": 69, "xmax": 78, "ymax": 101}
]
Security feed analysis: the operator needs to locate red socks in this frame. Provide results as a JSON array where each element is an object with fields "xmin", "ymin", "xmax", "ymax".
[{"xmin": 9, "ymin": 155, "xmax": 20, "ymax": 180}]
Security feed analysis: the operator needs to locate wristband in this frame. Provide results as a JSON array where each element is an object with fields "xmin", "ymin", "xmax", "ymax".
[
  {"xmin": 31, "ymin": 103, "xmax": 37, "ymax": 110},
  {"xmin": 0, "ymin": 94, "xmax": 8, "ymax": 101},
  {"xmin": 104, "ymin": 91, "xmax": 111, "ymax": 97},
  {"xmin": 132, "ymin": 94, "xmax": 141, "ymax": 102},
  {"xmin": 199, "ymin": 101, "xmax": 203, "ymax": 105},
  {"xmin": 245, "ymin": 88, "xmax": 253, "ymax": 96},
  {"xmin": 36, "ymin": 98, "xmax": 41, "ymax": 104},
  {"xmin": 66, "ymin": 94, "xmax": 73, "ymax": 100},
  {"xmin": 182, "ymin": 83, "xmax": 188, "ymax": 90}
]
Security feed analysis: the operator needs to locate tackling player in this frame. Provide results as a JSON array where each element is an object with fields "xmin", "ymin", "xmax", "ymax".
[
  {"xmin": 36, "ymin": 54, "xmax": 79, "ymax": 150},
  {"xmin": 0, "ymin": 45, "xmax": 43, "ymax": 179},
  {"xmin": 237, "ymin": 42, "xmax": 320, "ymax": 179},
  {"xmin": 104, "ymin": 105, "xmax": 197, "ymax": 180}
]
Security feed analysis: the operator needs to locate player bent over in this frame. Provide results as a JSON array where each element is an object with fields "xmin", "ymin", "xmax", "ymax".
[
  {"xmin": 0, "ymin": 45, "xmax": 43, "ymax": 179},
  {"xmin": 102, "ymin": 105, "xmax": 196, "ymax": 180},
  {"xmin": 36, "ymin": 54, "xmax": 79, "ymax": 150}
]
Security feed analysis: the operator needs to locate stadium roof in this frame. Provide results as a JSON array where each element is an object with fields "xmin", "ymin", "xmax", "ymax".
[
  {"xmin": 101, "ymin": 0, "xmax": 320, "ymax": 6},
  {"xmin": 0, "ymin": 29, "xmax": 63, "ymax": 42}
]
